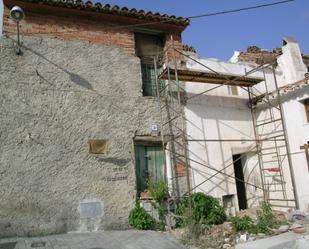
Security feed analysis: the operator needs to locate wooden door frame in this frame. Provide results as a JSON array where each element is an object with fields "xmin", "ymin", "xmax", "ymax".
[{"xmin": 133, "ymin": 137, "xmax": 166, "ymax": 196}]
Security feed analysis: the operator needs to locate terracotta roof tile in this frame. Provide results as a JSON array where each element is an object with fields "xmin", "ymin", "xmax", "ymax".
[
  {"xmin": 17, "ymin": 0, "xmax": 190, "ymax": 26},
  {"xmin": 251, "ymin": 77, "xmax": 309, "ymax": 105},
  {"xmin": 183, "ymin": 44, "xmax": 197, "ymax": 53}
]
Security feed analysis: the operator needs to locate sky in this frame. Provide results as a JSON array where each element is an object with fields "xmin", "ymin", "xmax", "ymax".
[{"xmin": 96, "ymin": 0, "xmax": 309, "ymax": 61}]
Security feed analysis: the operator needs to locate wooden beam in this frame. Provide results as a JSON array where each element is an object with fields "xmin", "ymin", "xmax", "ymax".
[{"xmin": 159, "ymin": 68, "xmax": 263, "ymax": 87}]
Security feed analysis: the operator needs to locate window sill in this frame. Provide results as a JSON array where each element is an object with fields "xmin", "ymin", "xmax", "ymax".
[{"xmin": 139, "ymin": 191, "xmax": 153, "ymax": 200}]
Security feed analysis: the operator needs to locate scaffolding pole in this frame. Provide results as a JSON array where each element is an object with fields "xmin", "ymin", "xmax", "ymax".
[
  {"xmin": 248, "ymin": 86, "xmax": 267, "ymax": 202},
  {"xmin": 271, "ymin": 65, "xmax": 299, "ymax": 209},
  {"xmin": 153, "ymin": 40, "xmax": 297, "ymax": 211},
  {"xmin": 171, "ymin": 35, "xmax": 192, "ymax": 209}
]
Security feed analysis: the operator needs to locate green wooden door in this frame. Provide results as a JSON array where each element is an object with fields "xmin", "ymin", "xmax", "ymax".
[
  {"xmin": 135, "ymin": 145, "xmax": 148, "ymax": 193},
  {"xmin": 135, "ymin": 145, "xmax": 165, "ymax": 193}
]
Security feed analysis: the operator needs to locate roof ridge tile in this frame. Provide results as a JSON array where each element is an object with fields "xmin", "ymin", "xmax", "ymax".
[{"xmin": 17, "ymin": 0, "xmax": 190, "ymax": 27}]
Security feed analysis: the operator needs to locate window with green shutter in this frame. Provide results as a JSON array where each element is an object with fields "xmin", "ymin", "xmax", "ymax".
[
  {"xmin": 135, "ymin": 32, "xmax": 165, "ymax": 97},
  {"xmin": 141, "ymin": 64, "xmax": 165, "ymax": 97}
]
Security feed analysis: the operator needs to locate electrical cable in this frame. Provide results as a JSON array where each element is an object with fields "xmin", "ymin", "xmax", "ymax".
[
  {"xmin": 187, "ymin": 0, "xmax": 294, "ymax": 19},
  {"xmin": 3, "ymin": 0, "xmax": 295, "ymax": 35}
]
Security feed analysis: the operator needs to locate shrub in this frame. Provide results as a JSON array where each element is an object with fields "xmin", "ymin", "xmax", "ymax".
[
  {"xmin": 231, "ymin": 215, "xmax": 253, "ymax": 232},
  {"xmin": 176, "ymin": 193, "xmax": 226, "ymax": 227},
  {"xmin": 128, "ymin": 202, "xmax": 155, "ymax": 230},
  {"xmin": 206, "ymin": 206, "xmax": 227, "ymax": 225},
  {"xmin": 147, "ymin": 180, "xmax": 168, "ymax": 204},
  {"xmin": 230, "ymin": 202, "xmax": 276, "ymax": 234},
  {"xmin": 147, "ymin": 180, "xmax": 169, "ymax": 231},
  {"xmin": 255, "ymin": 202, "xmax": 276, "ymax": 234}
]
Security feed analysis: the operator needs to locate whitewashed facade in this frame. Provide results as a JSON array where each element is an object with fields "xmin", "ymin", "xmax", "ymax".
[{"xmin": 183, "ymin": 38, "xmax": 309, "ymax": 212}]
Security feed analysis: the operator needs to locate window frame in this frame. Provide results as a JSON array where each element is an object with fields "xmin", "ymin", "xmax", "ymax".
[
  {"xmin": 134, "ymin": 32, "xmax": 166, "ymax": 97},
  {"xmin": 134, "ymin": 144, "xmax": 165, "ymax": 194},
  {"xmin": 141, "ymin": 63, "xmax": 165, "ymax": 97},
  {"xmin": 227, "ymin": 85, "xmax": 239, "ymax": 96}
]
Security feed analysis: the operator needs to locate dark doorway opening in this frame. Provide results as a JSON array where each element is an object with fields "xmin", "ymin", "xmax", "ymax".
[{"xmin": 233, "ymin": 154, "xmax": 247, "ymax": 210}]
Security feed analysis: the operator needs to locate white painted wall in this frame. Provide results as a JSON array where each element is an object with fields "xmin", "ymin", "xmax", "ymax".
[
  {"xmin": 183, "ymin": 39, "xmax": 309, "ymax": 211},
  {"xmin": 276, "ymin": 39, "xmax": 309, "ymax": 210},
  {"xmin": 184, "ymin": 55, "xmax": 266, "ymax": 211}
]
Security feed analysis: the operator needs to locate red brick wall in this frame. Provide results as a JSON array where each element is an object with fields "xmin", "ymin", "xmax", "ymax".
[
  {"xmin": 238, "ymin": 52, "xmax": 277, "ymax": 64},
  {"xmin": 175, "ymin": 160, "xmax": 187, "ymax": 177},
  {"xmin": 164, "ymin": 33, "xmax": 184, "ymax": 63},
  {"xmin": 3, "ymin": 6, "xmax": 132, "ymax": 54},
  {"xmin": 3, "ymin": 6, "xmax": 183, "ymax": 56}
]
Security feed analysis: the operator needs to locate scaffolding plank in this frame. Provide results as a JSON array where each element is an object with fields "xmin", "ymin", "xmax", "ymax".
[
  {"xmin": 265, "ymin": 183, "xmax": 286, "ymax": 186},
  {"xmin": 158, "ymin": 68, "xmax": 263, "ymax": 87},
  {"xmin": 270, "ymin": 204, "xmax": 296, "ymax": 208},
  {"xmin": 268, "ymin": 198, "xmax": 295, "ymax": 202}
]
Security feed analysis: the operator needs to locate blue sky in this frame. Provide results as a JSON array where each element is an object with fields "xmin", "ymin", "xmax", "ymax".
[{"xmin": 97, "ymin": 0, "xmax": 309, "ymax": 60}]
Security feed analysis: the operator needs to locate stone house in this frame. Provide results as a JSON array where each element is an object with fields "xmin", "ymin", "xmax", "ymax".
[
  {"xmin": 0, "ymin": 0, "xmax": 189, "ymax": 236},
  {"xmin": 1, "ymin": 0, "xmax": 309, "ymax": 239}
]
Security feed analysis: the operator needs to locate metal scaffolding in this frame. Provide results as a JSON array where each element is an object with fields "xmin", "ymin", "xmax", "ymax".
[{"xmin": 153, "ymin": 36, "xmax": 299, "ymax": 211}]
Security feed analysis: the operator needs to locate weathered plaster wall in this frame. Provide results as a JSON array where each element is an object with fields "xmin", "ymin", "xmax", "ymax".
[{"xmin": 0, "ymin": 35, "xmax": 166, "ymax": 237}]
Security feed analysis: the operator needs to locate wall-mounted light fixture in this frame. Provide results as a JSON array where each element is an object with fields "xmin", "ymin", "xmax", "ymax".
[{"xmin": 10, "ymin": 6, "xmax": 25, "ymax": 55}]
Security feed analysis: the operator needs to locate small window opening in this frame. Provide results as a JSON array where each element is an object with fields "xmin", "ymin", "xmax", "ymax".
[
  {"xmin": 228, "ymin": 85, "xmax": 239, "ymax": 96},
  {"xmin": 135, "ymin": 33, "xmax": 165, "ymax": 97}
]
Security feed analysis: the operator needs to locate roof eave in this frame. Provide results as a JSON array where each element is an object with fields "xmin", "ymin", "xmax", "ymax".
[{"xmin": 4, "ymin": 0, "xmax": 189, "ymax": 32}]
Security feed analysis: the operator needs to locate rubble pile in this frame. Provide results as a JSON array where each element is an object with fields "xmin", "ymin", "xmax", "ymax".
[
  {"xmin": 175, "ymin": 222, "xmax": 236, "ymax": 249},
  {"xmin": 172, "ymin": 208, "xmax": 309, "ymax": 249}
]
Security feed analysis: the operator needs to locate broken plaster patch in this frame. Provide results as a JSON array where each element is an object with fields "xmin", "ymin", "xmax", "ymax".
[{"xmin": 79, "ymin": 199, "xmax": 103, "ymax": 219}]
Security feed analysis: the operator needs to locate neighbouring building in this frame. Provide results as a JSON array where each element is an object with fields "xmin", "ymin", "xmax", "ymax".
[
  {"xmin": 183, "ymin": 38, "xmax": 309, "ymax": 214},
  {"xmin": 0, "ymin": 0, "xmax": 190, "ymax": 236}
]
